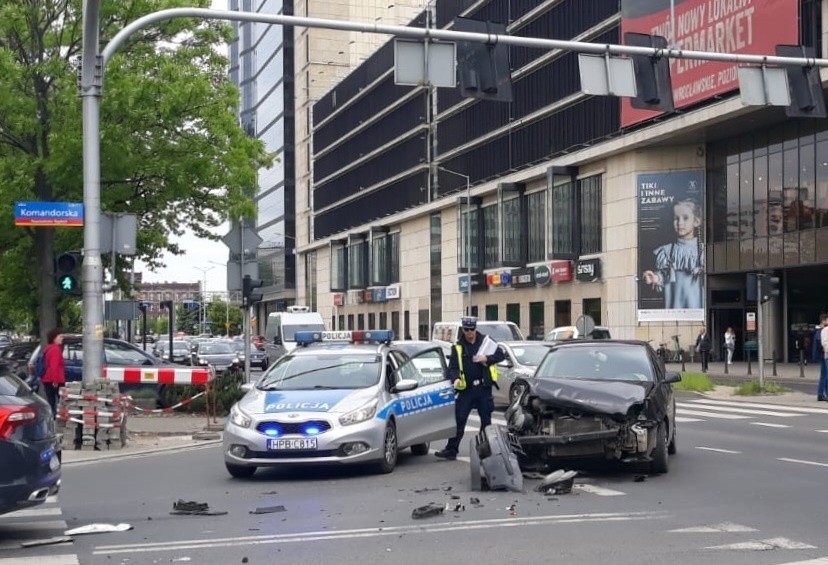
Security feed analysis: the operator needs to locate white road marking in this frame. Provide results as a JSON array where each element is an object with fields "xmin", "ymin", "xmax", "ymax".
[
  {"xmin": 573, "ymin": 484, "xmax": 626, "ymax": 496},
  {"xmin": 815, "ymin": 430, "xmax": 828, "ymax": 433},
  {"xmin": 773, "ymin": 559, "xmax": 828, "ymax": 565},
  {"xmin": 750, "ymin": 422, "xmax": 790, "ymax": 428},
  {"xmin": 46, "ymin": 496, "xmax": 59, "ymax": 503},
  {"xmin": 695, "ymin": 446, "xmax": 741, "ymax": 454},
  {"xmin": 0, "ymin": 507, "xmax": 62, "ymax": 518},
  {"xmin": 677, "ymin": 402, "xmax": 800, "ymax": 418},
  {"xmin": 705, "ymin": 537, "xmax": 816, "ymax": 550},
  {"xmin": 669, "ymin": 522, "xmax": 757, "ymax": 533},
  {"xmin": 778, "ymin": 457, "xmax": 828, "ymax": 468},
  {"xmin": 0, "ymin": 556, "xmax": 79, "ymax": 565},
  {"xmin": 0, "ymin": 520, "xmax": 68, "ymax": 531},
  {"xmin": 93, "ymin": 511, "xmax": 667, "ymax": 555},
  {"xmin": 677, "ymin": 408, "xmax": 749, "ymax": 420},
  {"xmin": 675, "ymin": 416, "xmax": 704, "ymax": 422},
  {"xmin": 687, "ymin": 398, "xmax": 828, "ymax": 415}
]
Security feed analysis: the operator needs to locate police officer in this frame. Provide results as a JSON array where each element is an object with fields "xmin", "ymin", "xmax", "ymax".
[{"xmin": 435, "ymin": 316, "xmax": 505, "ymax": 460}]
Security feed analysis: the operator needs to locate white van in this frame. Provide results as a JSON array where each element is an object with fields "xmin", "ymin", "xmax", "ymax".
[
  {"xmin": 543, "ymin": 325, "xmax": 612, "ymax": 341},
  {"xmin": 263, "ymin": 306, "xmax": 326, "ymax": 365},
  {"xmin": 431, "ymin": 321, "xmax": 524, "ymax": 346}
]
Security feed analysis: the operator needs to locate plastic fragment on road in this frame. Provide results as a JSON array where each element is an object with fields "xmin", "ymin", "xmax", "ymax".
[
  {"xmin": 534, "ymin": 469, "xmax": 577, "ymax": 495},
  {"xmin": 471, "ymin": 425, "xmax": 524, "ymax": 492},
  {"xmin": 411, "ymin": 503, "xmax": 445, "ymax": 519},
  {"xmin": 64, "ymin": 523, "xmax": 133, "ymax": 536},
  {"xmin": 21, "ymin": 536, "xmax": 73, "ymax": 547},
  {"xmin": 250, "ymin": 505, "xmax": 286, "ymax": 514},
  {"xmin": 170, "ymin": 499, "xmax": 228, "ymax": 516}
]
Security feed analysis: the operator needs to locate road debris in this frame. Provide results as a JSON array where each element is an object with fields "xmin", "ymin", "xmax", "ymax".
[
  {"xmin": 634, "ymin": 475, "xmax": 647, "ymax": 482},
  {"xmin": 534, "ymin": 470, "xmax": 577, "ymax": 495},
  {"xmin": 20, "ymin": 536, "xmax": 73, "ymax": 547},
  {"xmin": 250, "ymin": 505, "xmax": 286, "ymax": 514},
  {"xmin": 411, "ymin": 503, "xmax": 445, "ymax": 519},
  {"xmin": 170, "ymin": 499, "xmax": 228, "ymax": 516},
  {"xmin": 64, "ymin": 523, "xmax": 133, "ymax": 536}
]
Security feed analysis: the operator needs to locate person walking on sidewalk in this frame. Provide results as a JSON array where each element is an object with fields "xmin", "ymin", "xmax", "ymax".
[
  {"xmin": 695, "ymin": 326, "xmax": 712, "ymax": 373},
  {"xmin": 723, "ymin": 327, "xmax": 736, "ymax": 365},
  {"xmin": 41, "ymin": 328, "xmax": 66, "ymax": 416},
  {"xmin": 435, "ymin": 316, "xmax": 505, "ymax": 461},
  {"xmin": 817, "ymin": 314, "xmax": 828, "ymax": 401}
]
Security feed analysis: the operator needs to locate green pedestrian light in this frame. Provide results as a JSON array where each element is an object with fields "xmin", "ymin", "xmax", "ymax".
[
  {"xmin": 58, "ymin": 274, "xmax": 78, "ymax": 292},
  {"xmin": 54, "ymin": 251, "xmax": 82, "ymax": 295}
]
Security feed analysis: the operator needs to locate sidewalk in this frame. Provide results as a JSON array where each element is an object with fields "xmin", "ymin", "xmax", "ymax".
[{"xmin": 669, "ymin": 359, "xmax": 820, "ymax": 383}]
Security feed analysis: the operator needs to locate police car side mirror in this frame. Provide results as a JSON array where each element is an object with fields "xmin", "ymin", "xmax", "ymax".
[
  {"xmin": 391, "ymin": 379, "xmax": 418, "ymax": 393},
  {"xmin": 241, "ymin": 383, "xmax": 253, "ymax": 392}
]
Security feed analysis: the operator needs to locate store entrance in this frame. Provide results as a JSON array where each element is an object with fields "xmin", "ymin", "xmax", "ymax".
[
  {"xmin": 709, "ymin": 308, "xmax": 745, "ymax": 362},
  {"xmin": 786, "ymin": 264, "xmax": 828, "ymax": 362}
]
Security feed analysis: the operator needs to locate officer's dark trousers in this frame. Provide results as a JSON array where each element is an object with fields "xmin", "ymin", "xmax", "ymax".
[{"xmin": 445, "ymin": 386, "xmax": 493, "ymax": 454}]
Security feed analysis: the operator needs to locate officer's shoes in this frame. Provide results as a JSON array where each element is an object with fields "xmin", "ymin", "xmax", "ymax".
[{"xmin": 434, "ymin": 449, "xmax": 457, "ymax": 460}]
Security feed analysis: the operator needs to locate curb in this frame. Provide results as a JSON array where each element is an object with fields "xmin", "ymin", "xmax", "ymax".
[{"xmin": 62, "ymin": 435, "xmax": 223, "ymax": 466}]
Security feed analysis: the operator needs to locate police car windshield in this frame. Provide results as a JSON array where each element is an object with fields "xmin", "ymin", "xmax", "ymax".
[{"xmin": 258, "ymin": 354, "xmax": 380, "ymax": 390}]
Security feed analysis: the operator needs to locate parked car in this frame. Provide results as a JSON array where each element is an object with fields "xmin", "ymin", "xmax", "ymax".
[
  {"xmin": 0, "ymin": 374, "xmax": 61, "ymax": 516},
  {"xmin": 431, "ymin": 321, "xmax": 524, "ymax": 347},
  {"xmin": 191, "ymin": 341, "xmax": 239, "ymax": 374},
  {"xmin": 0, "ymin": 342, "xmax": 38, "ymax": 382},
  {"xmin": 491, "ymin": 341, "xmax": 552, "ymax": 406},
  {"xmin": 543, "ymin": 325, "xmax": 612, "ymax": 341},
  {"xmin": 505, "ymin": 340, "xmax": 679, "ymax": 474},
  {"xmin": 153, "ymin": 340, "xmax": 191, "ymax": 364},
  {"xmin": 231, "ymin": 340, "xmax": 268, "ymax": 370}
]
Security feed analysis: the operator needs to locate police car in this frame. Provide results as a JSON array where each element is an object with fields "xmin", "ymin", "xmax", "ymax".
[{"xmin": 223, "ymin": 330, "xmax": 455, "ymax": 477}]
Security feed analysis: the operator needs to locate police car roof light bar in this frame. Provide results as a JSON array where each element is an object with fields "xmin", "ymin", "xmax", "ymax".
[{"xmin": 293, "ymin": 330, "xmax": 396, "ymax": 346}]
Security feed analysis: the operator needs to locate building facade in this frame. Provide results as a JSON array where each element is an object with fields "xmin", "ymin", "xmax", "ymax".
[{"xmin": 294, "ymin": 0, "xmax": 827, "ymax": 362}]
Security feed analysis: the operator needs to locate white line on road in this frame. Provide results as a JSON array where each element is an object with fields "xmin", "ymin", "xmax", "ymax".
[
  {"xmin": 573, "ymin": 484, "xmax": 626, "ymax": 496},
  {"xmin": 778, "ymin": 457, "xmax": 828, "ymax": 468},
  {"xmin": 773, "ymin": 559, "xmax": 828, "ymax": 565},
  {"xmin": 0, "ymin": 507, "xmax": 62, "ymax": 518},
  {"xmin": 93, "ymin": 511, "xmax": 667, "ymax": 555},
  {"xmin": 0, "ymin": 556, "xmax": 79, "ymax": 565},
  {"xmin": 815, "ymin": 430, "xmax": 828, "ymax": 433},
  {"xmin": 0, "ymin": 520, "xmax": 68, "ymax": 531},
  {"xmin": 677, "ymin": 409, "xmax": 749, "ymax": 420},
  {"xmin": 687, "ymin": 398, "xmax": 828, "ymax": 415},
  {"xmin": 750, "ymin": 422, "xmax": 790, "ymax": 428},
  {"xmin": 677, "ymin": 402, "xmax": 801, "ymax": 417},
  {"xmin": 705, "ymin": 537, "xmax": 816, "ymax": 550},
  {"xmin": 675, "ymin": 416, "xmax": 704, "ymax": 422},
  {"xmin": 669, "ymin": 522, "xmax": 757, "ymax": 533},
  {"xmin": 695, "ymin": 446, "xmax": 741, "ymax": 454}
]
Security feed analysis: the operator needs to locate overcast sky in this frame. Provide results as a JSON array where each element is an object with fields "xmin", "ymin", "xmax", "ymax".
[{"xmin": 137, "ymin": 0, "xmax": 231, "ymax": 293}]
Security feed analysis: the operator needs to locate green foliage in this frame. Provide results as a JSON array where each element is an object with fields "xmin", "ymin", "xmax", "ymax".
[
  {"xmin": 0, "ymin": 1, "xmax": 271, "ymax": 338},
  {"xmin": 206, "ymin": 299, "xmax": 242, "ymax": 336},
  {"xmin": 673, "ymin": 372, "xmax": 715, "ymax": 392},
  {"xmin": 733, "ymin": 381, "xmax": 789, "ymax": 395},
  {"xmin": 154, "ymin": 317, "xmax": 169, "ymax": 335},
  {"xmin": 158, "ymin": 368, "xmax": 245, "ymax": 416}
]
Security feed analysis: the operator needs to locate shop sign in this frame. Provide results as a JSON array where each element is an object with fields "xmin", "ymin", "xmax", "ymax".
[
  {"xmin": 511, "ymin": 267, "xmax": 535, "ymax": 288},
  {"xmin": 534, "ymin": 264, "xmax": 551, "ymax": 286},
  {"xmin": 575, "ymin": 258, "xmax": 601, "ymax": 282},
  {"xmin": 347, "ymin": 290, "xmax": 364, "ymax": 304},
  {"xmin": 386, "ymin": 284, "xmax": 401, "ymax": 300},
  {"xmin": 332, "ymin": 293, "xmax": 344, "ymax": 307},
  {"xmin": 459, "ymin": 274, "xmax": 486, "ymax": 292},
  {"xmin": 486, "ymin": 271, "xmax": 513, "ymax": 287},
  {"xmin": 551, "ymin": 260, "xmax": 573, "ymax": 283},
  {"xmin": 363, "ymin": 289, "xmax": 374, "ymax": 303},
  {"xmin": 372, "ymin": 287, "xmax": 387, "ymax": 302}
]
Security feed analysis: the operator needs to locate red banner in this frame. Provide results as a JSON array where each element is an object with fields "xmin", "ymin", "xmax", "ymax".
[{"xmin": 621, "ymin": 0, "xmax": 798, "ymax": 126}]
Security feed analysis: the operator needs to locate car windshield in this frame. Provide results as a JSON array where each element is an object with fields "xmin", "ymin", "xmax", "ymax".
[
  {"xmin": 199, "ymin": 342, "xmax": 233, "ymax": 355},
  {"xmin": 510, "ymin": 344, "xmax": 549, "ymax": 366},
  {"xmin": 172, "ymin": 342, "xmax": 189, "ymax": 354},
  {"xmin": 479, "ymin": 325, "xmax": 522, "ymax": 341},
  {"xmin": 258, "ymin": 353, "xmax": 380, "ymax": 390},
  {"xmin": 281, "ymin": 323, "xmax": 326, "ymax": 341},
  {"xmin": 536, "ymin": 345, "xmax": 654, "ymax": 382}
]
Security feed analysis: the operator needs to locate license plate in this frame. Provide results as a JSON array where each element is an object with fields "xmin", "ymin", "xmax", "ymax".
[{"xmin": 267, "ymin": 438, "xmax": 317, "ymax": 450}]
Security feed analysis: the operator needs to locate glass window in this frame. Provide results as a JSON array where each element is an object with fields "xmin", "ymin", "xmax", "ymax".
[
  {"xmin": 372, "ymin": 234, "xmax": 389, "ymax": 286},
  {"xmin": 506, "ymin": 303, "xmax": 520, "ymax": 327},
  {"xmin": 330, "ymin": 246, "xmax": 346, "ymax": 291},
  {"xmin": 483, "ymin": 205, "xmax": 498, "ymax": 268},
  {"xmin": 579, "ymin": 176, "xmax": 602, "ymax": 255},
  {"xmin": 348, "ymin": 240, "xmax": 367, "ymax": 289},
  {"xmin": 817, "ymin": 140, "xmax": 828, "ymax": 228},
  {"xmin": 389, "ymin": 232, "xmax": 400, "ymax": 283},
  {"xmin": 485, "ymin": 304, "xmax": 498, "ymax": 321},
  {"xmin": 768, "ymin": 151, "xmax": 784, "ymax": 235},
  {"xmin": 754, "ymin": 155, "xmax": 769, "ymax": 237},
  {"xmin": 527, "ymin": 191, "xmax": 546, "ymax": 262},
  {"xmin": 783, "ymin": 148, "xmax": 799, "ymax": 233},
  {"xmin": 726, "ymin": 161, "xmax": 739, "ymax": 240},
  {"xmin": 502, "ymin": 195, "xmax": 521, "ymax": 264},
  {"xmin": 552, "ymin": 180, "xmax": 575, "ymax": 257},
  {"xmin": 583, "ymin": 297, "xmax": 602, "ymax": 325},
  {"xmin": 739, "ymin": 159, "xmax": 753, "ymax": 238},
  {"xmin": 458, "ymin": 206, "xmax": 479, "ymax": 271},
  {"xmin": 800, "ymin": 142, "xmax": 815, "ymax": 230}
]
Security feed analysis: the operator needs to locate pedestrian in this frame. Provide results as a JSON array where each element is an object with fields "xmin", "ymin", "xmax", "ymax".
[
  {"xmin": 41, "ymin": 328, "xmax": 66, "ymax": 417},
  {"xmin": 815, "ymin": 314, "xmax": 828, "ymax": 401},
  {"xmin": 695, "ymin": 326, "xmax": 712, "ymax": 373},
  {"xmin": 435, "ymin": 316, "xmax": 505, "ymax": 461},
  {"xmin": 723, "ymin": 326, "xmax": 735, "ymax": 365}
]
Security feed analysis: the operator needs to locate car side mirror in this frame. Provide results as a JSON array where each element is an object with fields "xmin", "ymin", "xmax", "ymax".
[
  {"xmin": 273, "ymin": 336, "xmax": 282, "ymax": 345},
  {"xmin": 241, "ymin": 383, "xmax": 253, "ymax": 392},
  {"xmin": 664, "ymin": 372, "xmax": 682, "ymax": 384},
  {"xmin": 498, "ymin": 360, "xmax": 513, "ymax": 368},
  {"xmin": 391, "ymin": 378, "xmax": 418, "ymax": 393}
]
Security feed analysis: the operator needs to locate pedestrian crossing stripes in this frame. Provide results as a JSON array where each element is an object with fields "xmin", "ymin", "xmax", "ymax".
[{"xmin": 0, "ymin": 497, "xmax": 78, "ymax": 564}]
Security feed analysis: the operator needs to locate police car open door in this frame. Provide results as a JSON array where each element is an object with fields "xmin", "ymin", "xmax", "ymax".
[{"xmin": 391, "ymin": 347, "xmax": 455, "ymax": 448}]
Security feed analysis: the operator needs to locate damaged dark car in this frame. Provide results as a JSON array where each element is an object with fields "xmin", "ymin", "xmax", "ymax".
[{"xmin": 505, "ymin": 340, "xmax": 679, "ymax": 474}]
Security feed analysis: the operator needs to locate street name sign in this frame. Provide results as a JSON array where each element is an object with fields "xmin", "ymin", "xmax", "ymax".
[{"xmin": 15, "ymin": 202, "xmax": 84, "ymax": 227}]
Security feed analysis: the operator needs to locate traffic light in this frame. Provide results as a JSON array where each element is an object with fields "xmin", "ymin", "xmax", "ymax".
[
  {"xmin": 758, "ymin": 274, "xmax": 781, "ymax": 303},
  {"xmin": 242, "ymin": 275, "xmax": 263, "ymax": 308},
  {"xmin": 54, "ymin": 251, "xmax": 82, "ymax": 295},
  {"xmin": 454, "ymin": 18, "xmax": 512, "ymax": 103}
]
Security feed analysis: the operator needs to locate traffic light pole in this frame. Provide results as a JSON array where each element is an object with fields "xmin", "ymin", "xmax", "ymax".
[{"xmin": 757, "ymin": 279, "xmax": 765, "ymax": 392}]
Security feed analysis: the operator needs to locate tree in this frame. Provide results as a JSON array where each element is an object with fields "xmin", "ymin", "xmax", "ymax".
[
  {"xmin": 0, "ymin": 1, "xmax": 270, "ymax": 341},
  {"xmin": 206, "ymin": 298, "xmax": 242, "ymax": 336}
]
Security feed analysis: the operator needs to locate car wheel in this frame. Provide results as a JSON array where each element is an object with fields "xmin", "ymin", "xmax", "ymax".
[
  {"xmin": 509, "ymin": 382, "xmax": 526, "ymax": 404},
  {"xmin": 226, "ymin": 462, "xmax": 256, "ymax": 478},
  {"xmin": 650, "ymin": 421, "xmax": 669, "ymax": 474},
  {"xmin": 668, "ymin": 424, "xmax": 677, "ymax": 455},
  {"xmin": 410, "ymin": 442, "xmax": 429, "ymax": 456},
  {"xmin": 375, "ymin": 421, "xmax": 398, "ymax": 474}
]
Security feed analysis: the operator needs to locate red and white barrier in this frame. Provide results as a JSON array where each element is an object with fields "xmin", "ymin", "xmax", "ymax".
[{"xmin": 102, "ymin": 366, "xmax": 215, "ymax": 385}]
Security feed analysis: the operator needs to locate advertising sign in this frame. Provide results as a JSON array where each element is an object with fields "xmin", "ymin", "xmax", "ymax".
[
  {"xmin": 511, "ymin": 267, "xmax": 535, "ymax": 288},
  {"xmin": 385, "ymin": 284, "xmax": 401, "ymax": 300},
  {"xmin": 534, "ymin": 265, "xmax": 551, "ymax": 286},
  {"xmin": 637, "ymin": 170, "xmax": 706, "ymax": 322},
  {"xmin": 372, "ymin": 287, "xmax": 387, "ymax": 302},
  {"xmin": 333, "ymin": 293, "xmax": 344, "ymax": 307},
  {"xmin": 575, "ymin": 259, "xmax": 602, "ymax": 282},
  {"xmin": 15, "ymin": 202, "xmax": 84, "ymax": 227},
  {"xmin": 551, "ymin": 261, "xmax": 573, "ymax": 283},
  {"xmin": 620, "ymin": 0, "xmax": 799, "ymax": 126}
]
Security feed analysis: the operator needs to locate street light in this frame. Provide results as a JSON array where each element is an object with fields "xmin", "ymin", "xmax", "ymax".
[
  {"xmin": 193, "ymin": 265, "xmax": 215, "ymax": 334},
  {"xmin": 437, "ymin": 166, "xmax": 471, "ymax": 315},
  {"xmin": 207, "ymin": 260, "xmax": 231, "ymax": 335}
]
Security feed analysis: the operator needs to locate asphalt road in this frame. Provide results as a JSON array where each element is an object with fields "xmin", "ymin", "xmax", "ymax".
[{"xmin": 5, "ymin": 393, "xmax": 828, "ymax": 565}]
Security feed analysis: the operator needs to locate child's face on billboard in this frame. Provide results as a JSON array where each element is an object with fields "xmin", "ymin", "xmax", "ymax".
[{"xmin": 673, "ymin": 202, "xmax": 700, "ymax": 240}]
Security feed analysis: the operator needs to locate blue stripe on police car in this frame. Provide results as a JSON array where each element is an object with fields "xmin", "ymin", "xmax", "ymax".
[{"xmin": 376, "ymin": 386, "xmax": 454, "ymax": 419}]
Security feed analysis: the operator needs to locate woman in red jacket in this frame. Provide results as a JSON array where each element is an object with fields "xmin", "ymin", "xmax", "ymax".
[{"xmin": 41, "ymin": 328, "xmax": 66, "ymax": 416}]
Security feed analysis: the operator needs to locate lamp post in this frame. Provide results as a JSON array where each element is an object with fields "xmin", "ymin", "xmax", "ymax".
[
  {"xmin": 437, "ymin": 166, "xmax": 471, "ymax": 315},
  {"xmin": 193, "ymin": 266, "xmax": 215, "ymax": 334}
]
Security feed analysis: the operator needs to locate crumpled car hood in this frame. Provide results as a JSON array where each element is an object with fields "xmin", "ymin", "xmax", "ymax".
[{"xmin": 528, "ymin": 378, "xmax": 653, "ymax": 419}]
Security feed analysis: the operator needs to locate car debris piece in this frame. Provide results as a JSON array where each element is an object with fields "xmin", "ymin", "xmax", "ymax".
[
  {"xmin": 411, "ymin": 503, "xmax": 445, "ymax": 519},
  {"xmin": 634, "ymin": 474, "xmax": 647, "ymax": 482},
  {"xmin": 534, "ymin": 470, "xmax": 577, "ymax": 495},
  {"xmin": 170, "ymin": 499, "xmax": 228, "ymax": 516},
  {"xmin": 470, "ymin": 425, "xmax": 524, "ymax": 492},
  {"xmin": 469, "ymin": 497, "xmax": 480, "ymax": 505},
  {"xmin": 250, "ymin": 505, "xmax": 286, "ymax": 514},
  {"xmin": 413, "ymin": 487, "xmax": 439, "ymax": 494},
  {"xmin": 64, "ymin": 523, "xmax": 133, "ymax": 536},
  {"xmin": 20, "ymin": 536, "xmax": 73, "ymax": 547}
]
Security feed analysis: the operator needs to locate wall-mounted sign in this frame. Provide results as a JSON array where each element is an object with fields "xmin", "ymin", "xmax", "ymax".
[
  {"xmin": 551, "ymin": 260, "xmax": 573, "ymax": 283},
  {"xmin": 386, "ymin": 284, "xmax": 401, "ymax": 300},
  {"xmin": 511, "ymin": 267, "xmax": 535, "ymax": 288},
  {"xmin": 372, "ymin": 287, "xmax": 387, "ymax": 302},
  {"xmin": 575, "ymin": 258, "xmax": 601, "ymax": 282},
  {"xmin": 459, "ymin": 274, "xmax": 486, "ymax": 292},
  {"xmin": 363, "ymin": 289, "xmax": 374, "ymax": 303},
  {"xmin": 347, "ymin": 290, "xmax": 364, "ymax": 305},
  {"xmin": 534, "ymin": 265, "xmax": 551, "ymax": 286},
  {"xmin": 15, "ymin": 202, "xmax": 84, "ymax": 227},
  {"xmin": 487, "ymin": 271, "xmax": 514, "ymax": 287},
  {"xmin": 333, "ymin": 293, "xmax": 344, "ymax": 307}
]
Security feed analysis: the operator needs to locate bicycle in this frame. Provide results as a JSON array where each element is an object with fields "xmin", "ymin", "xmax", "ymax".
[{"xmin": 656, "ymin": 335, "xmax": 685, "ymax": 364}]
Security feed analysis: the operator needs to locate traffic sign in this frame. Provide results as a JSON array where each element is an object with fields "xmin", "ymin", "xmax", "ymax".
[{"xmin": 222, "ymin": 222, "xmax": 262, "ymax": 254}]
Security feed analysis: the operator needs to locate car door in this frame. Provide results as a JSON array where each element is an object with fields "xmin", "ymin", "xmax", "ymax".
[
  {"xmin": 493, "ymin": 344, "xmax": 516, "ymax": 405},
  {"xmin": 390, "ymin": 348, "xmax": 455, "ymax": 448}
]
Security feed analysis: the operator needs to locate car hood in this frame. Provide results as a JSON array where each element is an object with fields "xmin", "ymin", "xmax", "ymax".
[
  {"xmin": 529, "ymin": 378, "xmax": 653, "ymax": 419},
  {"xmin": 240, "ymin": 387, "xmax": 376, "ymax": 416},
  {"xmin": 197, "ymin": 353, "xmax": 236, "ymax": 362}
]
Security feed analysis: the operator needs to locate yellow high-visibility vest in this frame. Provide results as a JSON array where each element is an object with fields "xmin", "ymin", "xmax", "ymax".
[{"xmin": 454, "ymin": 344, "xmax": 498, "ymax": 390}]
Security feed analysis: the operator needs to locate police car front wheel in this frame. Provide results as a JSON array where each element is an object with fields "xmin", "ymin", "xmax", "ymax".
[{"xmin": 375, "ymin": 422, "xmax": 398, "ymax": 474}]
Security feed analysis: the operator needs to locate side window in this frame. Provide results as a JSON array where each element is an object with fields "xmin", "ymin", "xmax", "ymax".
[
  {"xmin": 64, "ymin": 341, "xmax": 82, "ymax": 362},
  {"xmin": 398, "ymin": 349, "xmax": 445, "ymax": 386}
]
